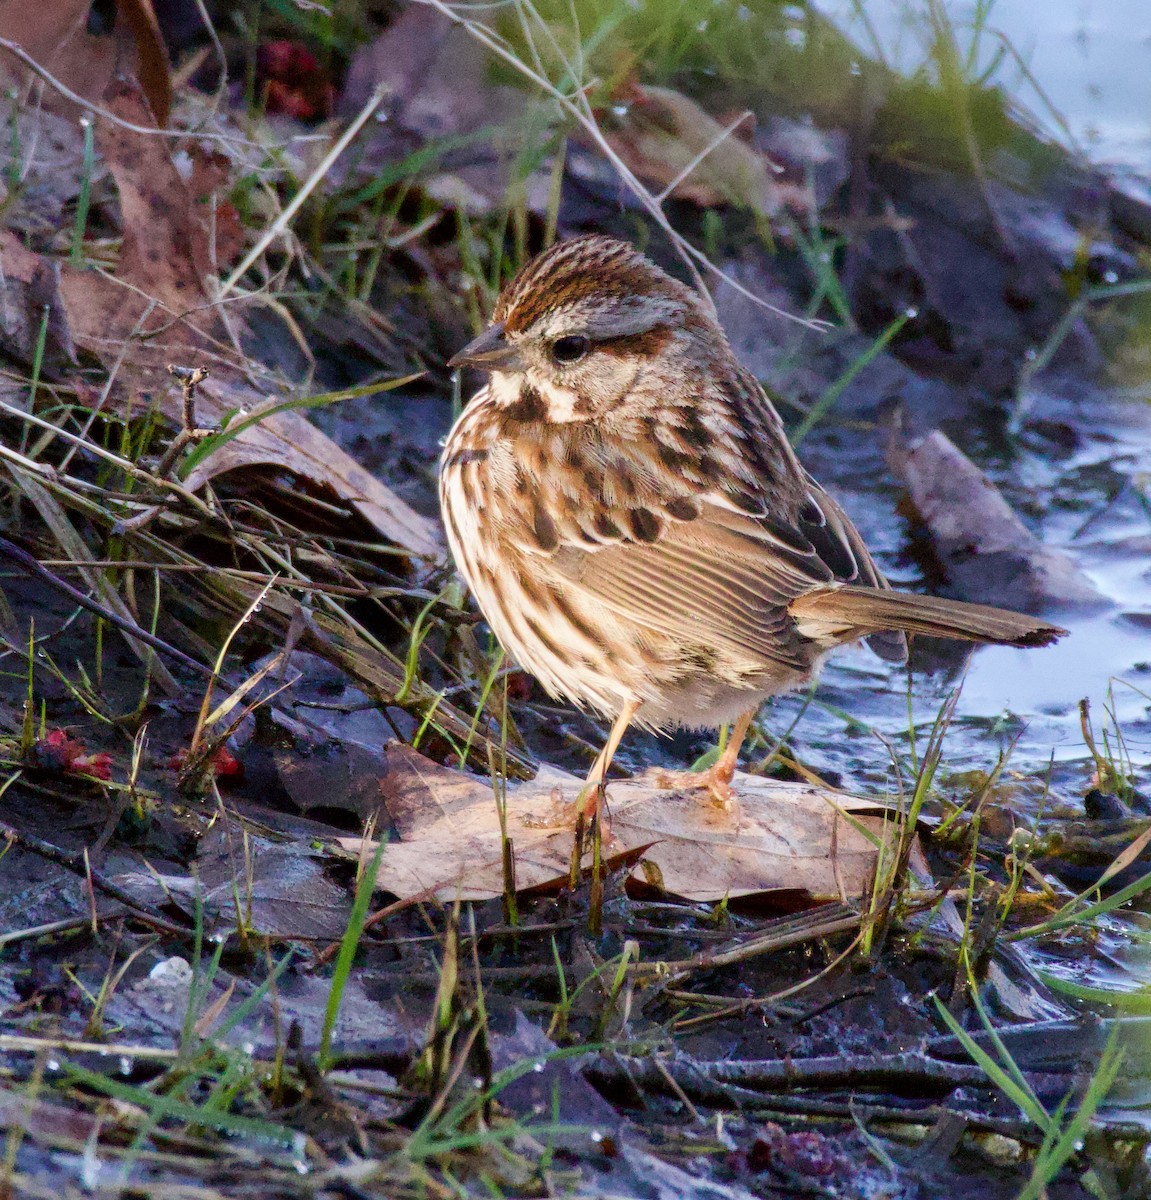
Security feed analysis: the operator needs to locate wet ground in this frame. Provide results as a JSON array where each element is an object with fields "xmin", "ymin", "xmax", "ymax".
[{"xmin": 1, "ymin": 2, "xmax": 1150, "ymax": 1197}]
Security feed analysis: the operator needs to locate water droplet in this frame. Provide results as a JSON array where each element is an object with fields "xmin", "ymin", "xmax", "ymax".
[
  {"xmin": 850, "ymin": 61, "xmax": 862, "ymax": 76},
  {"xmin": 119, "ymin": 1056, "xmax": 133, "ymax": 1075},
  {"xmin": 533, "ymin": 1060, "xmax": 545, "ymax": 1072},
  {"xmin": 1103, "ymin": 269, "xmax": 1119, "ymax": 284},
  {"xmin": 904, "ymin": 306, "xmax": 919, "ymax": 319},
  {"xmin": 611, "ymin": 104, "xmax": 629, "ymax": 119},
  {"xmin": 590, "ymin": 1130, "xmax": 604, "ymax": 1143},
  {"xmin": 47, "ymin": 1058, "xmax": 60, "ymax": 1072},
  {"xmin": 785, "ymin": 27, "xmax": 806, "ymax": 48},
  {"xmin": 1025, "ymin": 347, "xmax": 1038, "ymax": 360},
  {"xmin": 473, "ymin": 1076, "xmax": 484, "ymax": 1089}
]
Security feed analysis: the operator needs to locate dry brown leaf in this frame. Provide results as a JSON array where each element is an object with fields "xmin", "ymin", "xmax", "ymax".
[
  {"xmin": 0, "ymin": 230, "xmax": 76, "ymax": 366},
  {"xmin": 0, "ymin": 75, "xmax": 440, "ymax": 557},
  {"xmin": 342, "ymin": 744, "xmax": 892, "ymax": 903},
  {"xmin": 0, "ymin": 0, "xmax": 170, "ymax": 127},
  {"xmin": 602, "ymin": 83, "xmax": 809, "ymax": 218},
  {"xmin": 888, "ymin": 426, "xmax": 1103, "ymax": 610}
]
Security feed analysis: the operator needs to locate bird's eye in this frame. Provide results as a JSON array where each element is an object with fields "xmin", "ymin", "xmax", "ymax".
[{"xmin": 551, "ymin": 335, "xmax": 589, "ymax": 364}]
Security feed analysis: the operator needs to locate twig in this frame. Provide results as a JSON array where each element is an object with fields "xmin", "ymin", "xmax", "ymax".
[
  {"xmin": 0, "ymin": 1034, "xmax": 180, "ymax": 1061},
  {"xmin": 0, "ymin": 37, "xmax": 269, "ymax": 149},
  {"xmin": 0, "ymin": 534, "xmax": 211, "ymax": 679},
  {"xmin": 113, "ymin": 365, "xmax": 217, "ymax": 535},
  {"xmin": 589, "ymin": 1050, "xmax": 998, "ymax": 1104},
  {"xmin": 0, "ymin": 818, "xmax": 190, "ymax": 935},
  {"xmin": 152, "ymin": 364, "xmax": 216, "ymax": 478},
  {"xmin": 634, "ymin": 904, "xmax": 862, "ymax": 987}
]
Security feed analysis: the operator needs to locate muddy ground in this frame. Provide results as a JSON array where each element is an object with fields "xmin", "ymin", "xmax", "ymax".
[{"xmin": 0, "ymin": 2, "xmax": 1149, "ymax": 1198}]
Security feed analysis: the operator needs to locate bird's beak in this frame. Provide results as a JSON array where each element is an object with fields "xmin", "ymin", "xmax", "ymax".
[{"xmin": 448, "ymin": 322, "xmax": 523, "ymax": 371}]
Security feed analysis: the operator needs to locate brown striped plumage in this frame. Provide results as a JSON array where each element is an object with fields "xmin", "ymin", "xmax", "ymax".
[{"xmin": 440, "ymin": 236, "xmax": 1066, "ymax": 804}]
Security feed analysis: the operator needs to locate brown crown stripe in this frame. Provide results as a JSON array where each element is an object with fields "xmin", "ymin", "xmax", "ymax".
[
  {"xmin": 495, "ymin": 235, "xmax": 693, "ymax": 333},
  {"xmin": 501, "ymin": 267, "xmax": 665, "ymax": 333}
]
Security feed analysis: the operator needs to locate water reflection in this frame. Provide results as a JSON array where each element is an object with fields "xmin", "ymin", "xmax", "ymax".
[{"xmin": 815, "ymin": 0, "xmax": 1151, "ymax": 172}]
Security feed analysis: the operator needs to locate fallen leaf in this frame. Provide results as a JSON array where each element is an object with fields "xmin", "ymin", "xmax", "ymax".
[
  {"xmin": 491, "ymin": 1013, "xmax": 626, "ymax": 1147},
  {"xmin": 601, "ymin": 82, "xmax": 808, "ymax": 218},
  {"xmin": 491, "ymin": 1015, "xmax": 762, "ymax": 1198},
  {"xmin": 0, "ymin": 231, "xmax": 76, "ymax": 367},
  {"xmin": 0, "ymin": 0, "xmax": 171, "ymax": 127},
  {"xmin": 888, "ymin": 426, "xmax": 1104, "ymax": 611},
  {"xmin": 0, "ymin": 76, "xmax": 440, "ymax": 557},
  {"xmin": 0, "ymin": 97, "xmax": 102, "ymax": 240},
  {"xmin": 342, "ymin": 744, "xmax": 892, "ymax": 903},
  {"xmin": 115, "ymin": 824, "xmax": 353, "ymax": 940}
]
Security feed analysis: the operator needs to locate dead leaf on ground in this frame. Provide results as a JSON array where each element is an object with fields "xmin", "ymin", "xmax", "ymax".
[
  {"xmin": 0, "ymin": 98, "xmax": 104, "ymax": 240},
  {"xmin": 114, "ymin": 830, "xmax": 351, "ymax": 941},
  {"xmin": 0, "ymin": 230, "xmax": 76, "ymax": 367},
  {"xmin": 888, "ymin": 425, "xmax": 1104, "ymax": 611},
  {"xmin": 0, "ymin": 0, "xmax": 171, "ymax": 127},
  {"xmin": 341, "ymin": 743, "xmax": 893, "ymax": 903},
  {"xmin": 0, "ymin": 74, "xmax": 439, "ymax": 557},
  {"xmin": 601, "ymin": 82, "xmax": 810, "ymax": 218},
  {"xmin": 490, "ymin": 1013, "xmax": 760, "ymax": 1200}
]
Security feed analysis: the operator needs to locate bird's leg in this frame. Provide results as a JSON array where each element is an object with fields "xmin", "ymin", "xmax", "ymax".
[
  {"xmin": 702, "ymin": 708, "xmax": 757, "ymax": 807},
  {"xmin": 657, "ymin": 708, "xmax": 757, "ymax": 809},
  {"xmin": 569, "ymin": 698, "xmax": 641, "ymax": 892}
]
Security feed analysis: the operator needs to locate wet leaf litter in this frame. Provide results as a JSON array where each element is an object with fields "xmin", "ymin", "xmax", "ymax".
[
  {"xmin": 0, "ymin": 2, "xmax": 1148, "ymax": 1199},
  {"xmin": 345, "ymin": 744, "xmax": 894, "ymax": 902}
]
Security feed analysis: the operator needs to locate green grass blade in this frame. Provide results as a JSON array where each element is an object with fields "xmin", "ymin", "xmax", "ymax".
[{"xmin": 320, "ymin": 834, "xmax": 387, "ymax": 1067}]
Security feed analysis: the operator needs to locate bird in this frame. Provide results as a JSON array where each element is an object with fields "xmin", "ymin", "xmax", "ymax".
[{"xmin": 439, "ymin": 234, "xmax": 1066, "ymax": 830}]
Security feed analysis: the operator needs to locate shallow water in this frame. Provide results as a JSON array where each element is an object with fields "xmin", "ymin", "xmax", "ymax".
[
  {"xmin": 815, "ymin": 0, "xmax": 1151, "ymax": 173},
  {"xmin": 786, "ymin": 378, "xmax": 1150, "ymax": 807},
  {"xmin": 767, "ymin": 2, "xmax": 1151, "ymax": 808}
]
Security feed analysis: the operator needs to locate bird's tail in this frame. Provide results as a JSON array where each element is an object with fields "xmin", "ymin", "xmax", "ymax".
[{"xmin": 789, "ymin": 585, "xmax": 1067, "ymax": 648}]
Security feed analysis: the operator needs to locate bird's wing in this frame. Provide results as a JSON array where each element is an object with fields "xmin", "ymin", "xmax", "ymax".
[
  {"xmin": 533, "ymin": 495, "xmax": 890, "ymax": 680},
  {"xmin": 545, "ymin": 499, "xmax": 818, "ymax": 671},
  {"xmin": 497, "ymin": 368, "xmax": 902, "ymax": 670}
]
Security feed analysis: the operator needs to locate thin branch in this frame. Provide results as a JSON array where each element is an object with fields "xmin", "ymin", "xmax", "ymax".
[
  {"xmin": 0, "ymin": 535, "xmax": 212, "ymax": 679},
  {"xmin": 218, "ymin": 86, "xmax": 388, "ymax": 298}
]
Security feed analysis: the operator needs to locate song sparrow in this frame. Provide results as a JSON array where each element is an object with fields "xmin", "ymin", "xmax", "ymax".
[{"xmin": 440, "ymin": 235, "xmax": 1065, "ymax": 817}]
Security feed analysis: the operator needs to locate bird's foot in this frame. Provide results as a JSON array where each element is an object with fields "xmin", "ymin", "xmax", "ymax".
[
  {"xmin": 524, "ymin": 783, "xmax": 613, "ymax": 838},
  {"xmin": 655, "ymin": 758, "xmax": 740, "ymax": 811}
]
